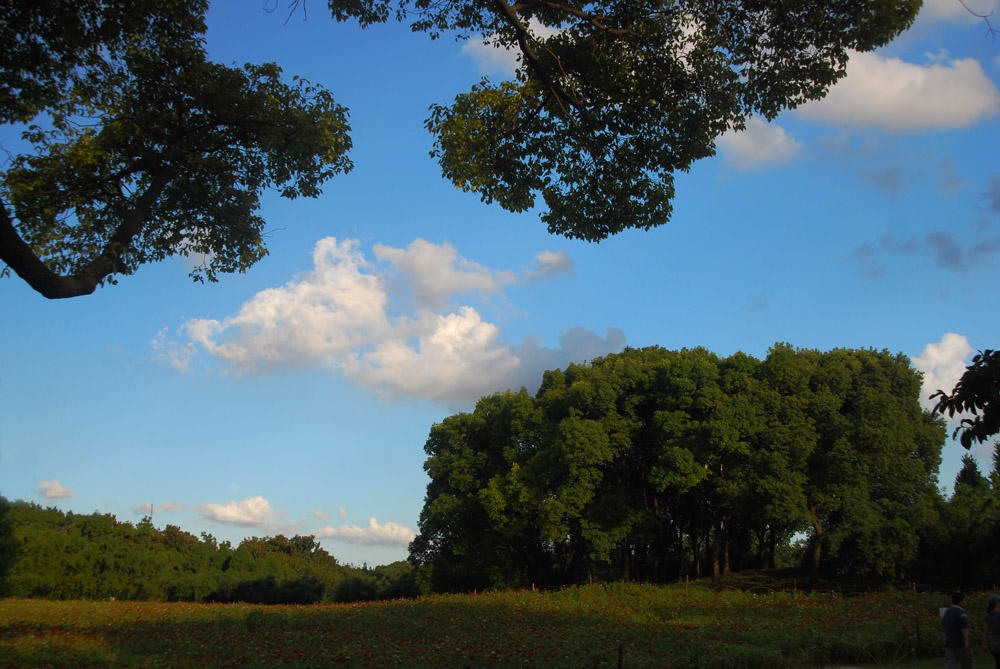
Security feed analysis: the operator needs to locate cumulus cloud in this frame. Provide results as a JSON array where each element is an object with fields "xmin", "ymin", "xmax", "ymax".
[
  {"xmin": 373, "ymin": 238, "xmax": 516, "ymax": 310},
  {"xmin": 197, "ymin": 495, "xmax": 292, "ymax": 530},
  {"xmin": 913, "ymin": 333, "xmax": 973, "ymax": 411},
  {"xmin": 168, "ymin": 237, "xmax": 622, "ymax": 407},
  {"xmin": 39, "ymin": 480, "xmax": 73, "ymax": 499},
  {"xmin": 717, "ymin": 117, "xmax": 803, "ymax": 171},
  {"xmin": 797, "ymin": 51, "xmax": 1000, "ymax": 130},
  {"xmin": 314, "ymin": 518, "xmax": 416, "ymax": 547}
]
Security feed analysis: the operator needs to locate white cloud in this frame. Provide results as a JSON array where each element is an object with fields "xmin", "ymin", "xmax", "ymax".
[
  {"xmin": 342, "ymin": 306, "xmax": 517, "ymax": 402},
  {"xmin": 312, "ymin": 508, "xmax": 329, "ymax": 521},
  {"xmin": 196, "ymin": 495, "xmax": 299, "ymax": 533},
  {"xmin": 797, "ymin": 51, "xmax": 1000, "ymax": 131},
  {"xmin": 314, "ymin": 518, "xmax": 416, "ymax": 547},
  {"xmin": 913, "ymin": 333, "xmax": 973, "ymax": 411},
  {"xmin": 373, "ymin": 238, "xmax": 516, "ymax": 310},
  {"xmin": 717, "ymin": 117, "xmax": 803, "ymax": 171},
  {"xmin": 169, "ymin": 237, "xmax": 622, "ymax": 407},
  {"xmin": 39, "ymin": 480, "xmax": 73, "ymax": 499},
  {"xmin": 183, "ymin": 238, "xmax": 392, "ymax": 373}
]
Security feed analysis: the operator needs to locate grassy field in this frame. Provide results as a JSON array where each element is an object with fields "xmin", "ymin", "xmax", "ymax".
[{"xmin": 0, "ymin": 582, "xmax": 991, "ymax": 668}]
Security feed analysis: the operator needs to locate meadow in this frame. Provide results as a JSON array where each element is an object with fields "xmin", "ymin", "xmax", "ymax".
[{"xmin": 0, "ymin": 582, "xmax": 986, "ymax": 668}]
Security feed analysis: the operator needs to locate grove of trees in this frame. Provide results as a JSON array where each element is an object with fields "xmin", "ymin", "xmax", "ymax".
[{"xmin": 408, "ymin": 344, "xmax": 967, "ymax": 592}]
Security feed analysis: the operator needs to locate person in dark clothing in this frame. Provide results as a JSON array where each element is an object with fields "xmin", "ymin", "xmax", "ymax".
[
  {"xmin": 944, "ymin": 592, "xmax": 974, "ymax": 669},
  {"xmin": 983, "ymin": 594, "xmax": 1000, "ymax": 669}
]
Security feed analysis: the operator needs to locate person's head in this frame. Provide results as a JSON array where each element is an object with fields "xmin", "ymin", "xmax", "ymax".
[
  {"xmin": 952, "ymin": 592, "xmax": 966, "ymax": 606},
  {"xmin": 987, "ymin": 594, "xmax": 1000, "ymax": 614}
]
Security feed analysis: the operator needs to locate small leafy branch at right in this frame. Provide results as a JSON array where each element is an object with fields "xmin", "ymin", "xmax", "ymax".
[{"xmin": 932, "ymin": 349, "xmax": 1000, "ymax": 449}]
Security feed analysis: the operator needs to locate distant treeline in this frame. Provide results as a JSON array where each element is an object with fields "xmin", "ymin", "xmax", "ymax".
[
  {"xmin": 0, "ymin": 500, "xmax": 426, "ymax": 603},
  {"xmin": 410, "ymin": 345, "xmax": 1000, "ymax": 592}
]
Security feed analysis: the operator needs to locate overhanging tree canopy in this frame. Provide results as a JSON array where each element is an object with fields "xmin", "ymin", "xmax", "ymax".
[
  {"xmin": 0, "ymin": 0, "xmax": 352, "ymax": 299},
  {"xmin": 330, "ymin": 0, "xmax": 921, "ymax": 240},
  {"xmin": 2, "ymin": 0, "xmax": 921, "ymax": 298}
]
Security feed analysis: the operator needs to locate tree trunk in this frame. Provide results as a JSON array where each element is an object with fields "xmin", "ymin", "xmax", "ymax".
[
  {"xmin": 809, "ymin": 506, "xmax": 823, "ymax": 582},
  {"xmin": 711, "ymin": 526, "xmax": 721, "ymax": 582},
  {"xmin": 0, "ymin": 170, "xmax": 171, "ymax": 299}
]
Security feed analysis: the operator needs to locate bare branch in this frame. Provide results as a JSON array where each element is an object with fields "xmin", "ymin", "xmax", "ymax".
[
  {"xmin": 263, "ymin": 0, "xmax": 306, "ymax": 25},
  {"xmin": 958, "ymin": 0, "xmax": 998, "ymax": 40}
]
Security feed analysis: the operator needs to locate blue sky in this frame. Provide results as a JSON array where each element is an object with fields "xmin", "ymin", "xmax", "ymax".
[{"xmin": 2, "ymin": 0, "xmax": 999, "ymax": 568}]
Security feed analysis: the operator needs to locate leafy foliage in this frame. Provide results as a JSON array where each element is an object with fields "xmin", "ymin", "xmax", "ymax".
[
  {"xmin": 0, "ymin": 0, "xmax": 352, "ymax": 298},
  {"xmin": 3, "ymin": 502, "xmax": 417, "ymax": 603},
  {"xmin": 331, "ymin": 0, "xmax": 921, "ymax": 240},
  {"xmin": 932, "ymin": 349, "xmax": 1000, "ymax": 449},
  {"xmin": 410, "ymin": 345, "xmax": 947, "ymax": 591},
  {"xmin": 2, "ymin": 1, "xmax": 923, "ymax": 299},
  {"xmin": 0, "ymin": 496, "xmax": 18, "ymax": 597}
]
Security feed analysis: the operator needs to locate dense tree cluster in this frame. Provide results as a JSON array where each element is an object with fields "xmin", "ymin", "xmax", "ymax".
[
  {"xmin": 914, "ymin": 448, "xmax": 1000, "ymax": 587},
  {"xmin": 0, "ymin": 501, "xmax": 422, "ymax": 603},
  {"xmin": 409, "ymin": 345, "xmax": 950, "ymax": 592}
]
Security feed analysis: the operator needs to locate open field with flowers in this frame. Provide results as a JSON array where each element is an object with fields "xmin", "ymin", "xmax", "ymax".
[{"xmin": 0, "ymin": 582, "xmax": 989, "ymax": 668}]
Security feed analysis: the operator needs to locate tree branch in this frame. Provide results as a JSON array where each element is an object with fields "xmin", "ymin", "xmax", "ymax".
[
  {"xmin": 958, "ymin": 0, "xmax": 998, "ymax": 40},
  {"xmin": 0, "ymin": 167, "xmax": 173, "ymax": 299}
]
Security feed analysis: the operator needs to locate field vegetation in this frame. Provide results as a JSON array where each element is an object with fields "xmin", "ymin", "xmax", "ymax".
[{"xmin": 0, "ymin": 581, "xmax": 985, "ymax": 668}]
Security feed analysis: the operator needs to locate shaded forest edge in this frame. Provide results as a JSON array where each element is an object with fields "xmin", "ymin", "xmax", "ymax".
[{"xmin": 0, "ymin": 500, "xmax": 424, "ymax": 604}]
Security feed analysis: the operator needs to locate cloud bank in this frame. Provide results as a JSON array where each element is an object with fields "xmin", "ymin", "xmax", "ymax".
[
  {"xmin": 167, "ymin": 237, "xmax": 624, "ymax": 407},
  {"xmin": 132, "ymin": 495, "xmax": 414, "ymax": 548},
  {"xmin": 314, "ymin": 518, "xmax": 416, "ymax": 547},
  {"xmin": 798, "ymin": 51, "xmax": 1000, "ymax": 131}
]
